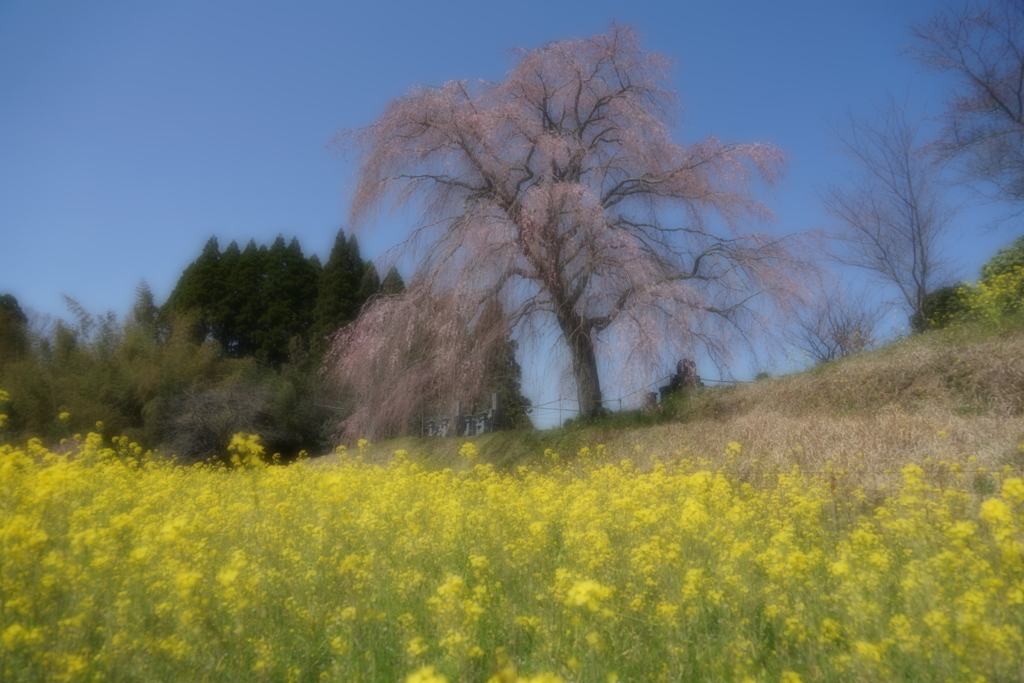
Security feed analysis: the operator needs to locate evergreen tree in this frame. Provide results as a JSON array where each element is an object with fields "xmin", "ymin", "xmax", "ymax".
[
  {"xmin": 164, "ymin": 234, "xmax": 327, "ymax": 365},
  {"xmin": 476, "ymin": 301, "xmax": 532, "ymax": 429},
  {"xmin": 0, "ymin": 293, "xmax": 30, "ymax": 367},
  {"xmin": 0, "ymin": 294, "xmax": 27, "ymax": 326},
  {"xmin": 361, "ymin": 261, "xmax": 381, "ymax": 303},
  {"xmin": 311, "ymin": 228, "xmax": 366, "ymax": 345},
  {"xmin": 127, "ymin": 281, "xmax": 159, "ymax": 331},
  {"xmin": 124, "ymin": 281, "xmax": 162, "ymax": 356},
  {"xmin": 257, "ymin": 236, "xmax": 319, "ymax": 366},
  {"xmin": 381, "ymin": 266, "xmax": 406, "ymax": 295},
  {"xmin": 490, "ymin": 338, "xmax": 533, "ymax": 429},
  {"xmin": 216, "ymin": 240, "xmax": 241, "ymax": 352},
  {"xmin": 163, "ymin": 237, "xmax": 223, "ymax": 345},
  {"xmin": 230, "ymin": 240, "xmax": 268, "ymax": 358}
]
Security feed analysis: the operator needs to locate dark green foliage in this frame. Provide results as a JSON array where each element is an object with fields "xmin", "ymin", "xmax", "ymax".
[
  {"xmin": 360, "ymin": 261, "xmax": 381, "ymax": 303},
  {"xmin": 381, "ymin": 266, "xmax": 405, "ymax": 295},
  {"xmin": 164, "ymin": 235, "xmax": 320, "ymax": 367},
  {"xmin": 226, "ymin": 240, "xmax": 268, "ymax": 358},
  {"xmin": 0, "ymin": 293, "xmax": 30, "ymax": 367},
  {"xmin": 164, "ymin": 236, "xmax": 224, "ymax": 345},
  {"xmin": 1, "ymin": 231, "xmax": 537, "ymax": 456},
  {"xmin": 0, "ymin": 285, "xmax": 337, "ymax": 460},
  {"xmin": 981, "ymin": 234, "xmax": 1024, "ymax": 280},
  {"xmin": 488, "ymin": 339, "xmax": 533, "ymax": 429},
  {"xmin": 474, "ymin": 301, "xmax": 533, "ymax": 430},
  {"xmin": 916, "ymin": 235, "xmax": 1024, "ymax": 330},
  {"xmin": 310, "ymin": 229, "xmax": 368, "ymax": 347},
  {"xmin": 255, "ymin": 236, "xmax": 319, "ymax": 366},
  {"xmin": 912, "ymin": 285, "xmax": 968, "ymax": 330},
  {"xmin": 0, "ymin": 294, "xmax": 27, "ymax": 326}
]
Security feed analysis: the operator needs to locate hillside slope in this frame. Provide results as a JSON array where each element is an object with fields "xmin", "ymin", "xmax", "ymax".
[{"xmin": 324, "ymin": 325, "xmax": 1024, "ymax": 489}]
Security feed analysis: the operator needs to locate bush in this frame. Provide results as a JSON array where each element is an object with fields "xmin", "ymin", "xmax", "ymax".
[
  {"xmin": 921, "ymin": 236, "xmax": 1024, "ymax": 330},
  {"xmin": 159, "ymin": 382, "xmax": 278, "ymax": 464},
  {"xmin": 914, "ymin": 284, "xmax": 969, "ymax": 330}
]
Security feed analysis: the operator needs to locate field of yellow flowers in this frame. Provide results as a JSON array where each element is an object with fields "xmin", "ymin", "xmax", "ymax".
[{"xmin": 2, "ymin": 430, "xmax": 1023, "ymax": 683}]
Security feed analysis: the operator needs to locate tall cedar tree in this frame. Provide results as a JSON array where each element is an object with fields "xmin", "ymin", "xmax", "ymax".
[
  {"xmin": 164, "ymin": 237, "xmax": 224, "ymax": 345},
  {"xmin": 0, "ymin": 293, "xmax": 30, "ymax": 368},
  {"xmin": 0, "ymin": 290, "xmax": 30, "ymax": 376},
  {"xmin": 380, "ymin": 266, "xmax": 406, "ymax": 295},
  {"xmin": 476, "ymin": 301, "xmax": 532, "ymax": 428},
  {"xmin": 360, "ymin": 261, "xmax": 381, "ymax": 303},
  {"xmin": 229, "ymin": 240, "xmax": 268, "ymax": 358},
  {"xmin": 256, "ymin": 236, "xmax": 319, "ymax": 366},
  {"xmin": 165, "ymin": 236, "xmax": 319, "ymax": 366},
  {"xmin": 217, "ymin": 240, "xmax": 244, "ymax": 356},
  {"xmin": 311, "ymin": 229, "xmax": 368, "ymax": 346}
]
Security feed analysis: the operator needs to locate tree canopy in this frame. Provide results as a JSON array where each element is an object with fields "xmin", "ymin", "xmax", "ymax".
[
  {"xmin": 311, "ymin": 230, "xmax": 367, "ymax": 346},
  {"xmin": 327, "ymin": 24, "xmax": 807, "ymax": 435},
  {"xmin": 165, "ymin": 235, "xmax": 334, "ymax": 365}
]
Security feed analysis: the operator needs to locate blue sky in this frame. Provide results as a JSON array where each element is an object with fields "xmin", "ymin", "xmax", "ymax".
[{"xmin": 1, "ymin": 0, "xmax": 1019, "ymax": 423}]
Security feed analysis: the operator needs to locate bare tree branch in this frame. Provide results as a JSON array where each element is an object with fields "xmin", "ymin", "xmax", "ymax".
[
  {"xmin": 908, "ymin": 0, "xmax": 1024, "ymax": 202},
  {"xmin": 786, "ymin": 281, "xmax": 884, "ymax": 364},
  {"xmin": 821, "ymin": 96, "xmax": 956, "ymax": 329}
]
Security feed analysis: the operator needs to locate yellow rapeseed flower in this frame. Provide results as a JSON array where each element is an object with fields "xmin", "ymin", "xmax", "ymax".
[{"xmin": 406, "ymin": 665, "xmax": 448, "ymax": 683}]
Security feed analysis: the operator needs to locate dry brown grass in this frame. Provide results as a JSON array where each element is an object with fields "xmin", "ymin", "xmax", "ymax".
[
  {"xmin": 623, "ymin": 405, "xmax": 1022, "ymax": 489},
  {"xmin": 318, "ymin": 325, "xmax": 1024, "ymax": 491},
  {"xmin": 688, "ymin": 324, "xmax": 1024, "ymax": 420}
]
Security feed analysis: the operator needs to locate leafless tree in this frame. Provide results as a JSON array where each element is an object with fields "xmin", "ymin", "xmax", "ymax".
[
  {"xmin": 820, "ymin": 98, "xmax": 956, "ymax": 331},
  {"xmin": 160, "ymin": 382, "xmax": 277, "ymax": 464},
  {"xmin": 908, "ymin": 0, "xmax": 1024, "ymax": 202},
  {"xmin": 327, "ymin": 25, "xmax": 811, "ymax": 436},
  {"xmin": 786, "ymin": 281, "xmax": 884, "ymax": 364}
]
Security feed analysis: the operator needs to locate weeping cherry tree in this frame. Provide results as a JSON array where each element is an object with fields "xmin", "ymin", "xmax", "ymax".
[{"xmin": 326, "ymin": 25, "xmax": 808, "ymax": 437}]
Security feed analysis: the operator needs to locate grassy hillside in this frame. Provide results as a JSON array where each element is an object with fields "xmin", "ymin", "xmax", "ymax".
[{"xmin": 343, "ymin": 323, "xmax": 1024, "ymax": 490}]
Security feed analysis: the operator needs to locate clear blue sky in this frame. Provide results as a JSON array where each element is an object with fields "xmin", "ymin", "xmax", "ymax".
[{"xmin": 1, "ymin": 0, "xmax": 1018, "ymax": 423}]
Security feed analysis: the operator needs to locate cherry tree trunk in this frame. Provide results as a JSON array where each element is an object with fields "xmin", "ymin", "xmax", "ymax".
[{"xmin": 557, "ymin": 310, "xmax": 603, "ymax": 418}]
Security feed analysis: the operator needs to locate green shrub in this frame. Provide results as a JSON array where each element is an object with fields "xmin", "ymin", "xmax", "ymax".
[{"xmin": 922, "ymin": 235, "xmax": 1024, "ymax": 330}]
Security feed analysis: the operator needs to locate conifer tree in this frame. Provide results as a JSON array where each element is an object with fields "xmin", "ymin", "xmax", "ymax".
[
  {"xmin": 230, "ymin": 240, "xmax": 268, "ymax": 358},
  {"xmin": 0, "ymin": 293, "xmax": 29, "ymax": 368},
  {"xmin": 127, "ymin": 281, "xmax": 159, "ymax": 330},
  {"xmin": 360, "ymin": 261, "xmax": 381, "ymax": 303},
  {"xmin": 164, "ymin": 236, "xmax": 224, "ymax": 345},
  {"xmin": 311, "ymin": 228, "xmax": 366, "ymax": 345},
  {"xmin": 216, "ymin": 240, "xmax": 243, "ymax": 355},
  {"xmin": 257, "ymin": 236, "xmax": 318, "ymax": 366},
  {"xmin": 475, "ymin": 301, "xmax": 532, "ymax": 429},
  {"xmin": 381, "ymin": 266, "xmax": 406, "ymax": 295}
]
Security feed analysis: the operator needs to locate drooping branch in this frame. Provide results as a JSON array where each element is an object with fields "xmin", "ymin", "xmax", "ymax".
[{"xmin": 328, "ymin": 24, "xmax": 812, "ymax": 432}]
